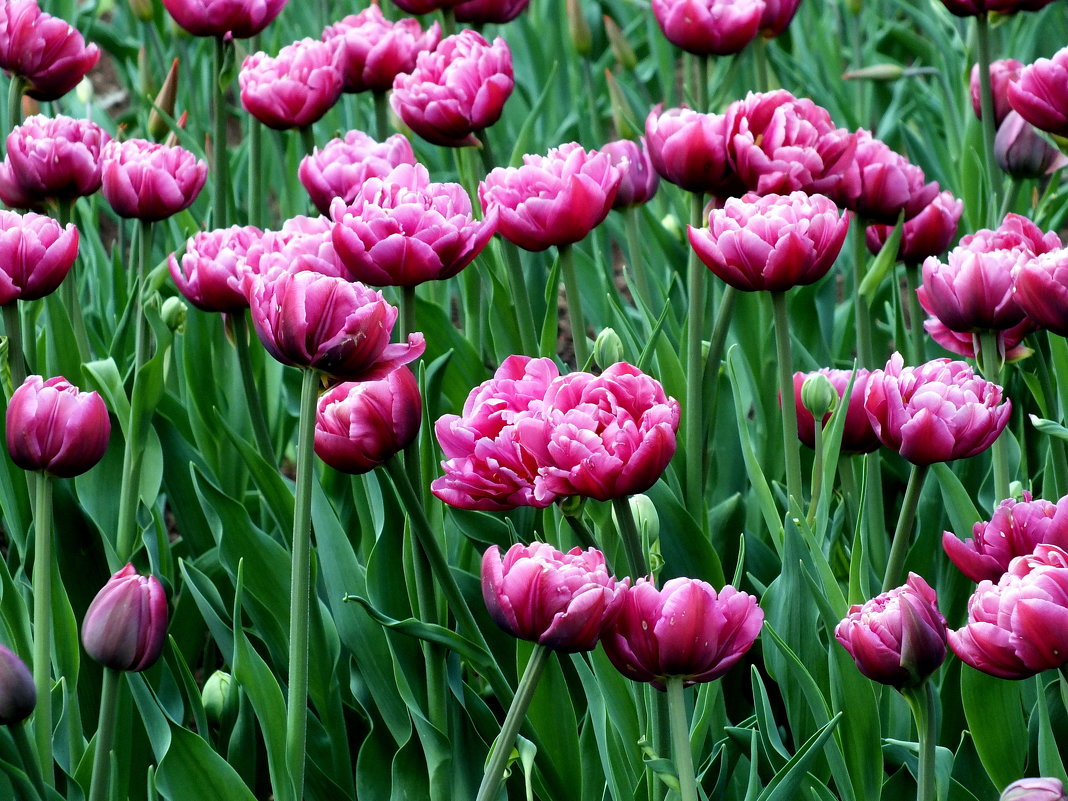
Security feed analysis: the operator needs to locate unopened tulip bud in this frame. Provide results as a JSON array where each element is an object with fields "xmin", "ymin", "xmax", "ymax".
[
  {"xmin": 1001, "ymin": 778, "xmax": 1068, "ymax": 801},
  {"xmin": 593, "ymin": 328, "xmax": 624, "ymax": 370},
  {"xmin": 202, "ymin": 670, "xmax": 238, "ymax": 729},
  {"xmin": 148, "ymin": 58, "xmax": 180, "ymax": 142},
  {"xmin": 161, "ymin": 296, "xmax": 187, "ymax": 333},
  {"xmin": 628, "ymin": 493, "xmax": 659, "ymax": 543},
  {"xmin": 603, "ymin": 16, "xmax": 637, "ymax": 71},
  {"xmin": 842, "ymin": 64, "xmax": 904, "ymax": 82},
  {"xmin": 801, "ymin": 373, "xmax": 838, "ymax": 420},
  {"xmin": 566, "ymin": 0, "xmax": 592, "ymax": 56},
  {"xmin": 129, "ymin": 0, "xmax": 155, "ymax": 22},
  {"xmin": 604, "ymin": 70, "xmax": 638, "ymax": 140},
  {"xmin": 0, "ymin": 646, "xmax": 35, "ymax": 725},
  {"xmin": 81, "ymin": 564, "xmax": 168, "ymax": 672}
]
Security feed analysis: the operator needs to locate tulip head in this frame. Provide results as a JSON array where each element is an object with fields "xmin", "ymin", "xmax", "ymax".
[
  {"xmin": 101, "ymin": 138, "xmax": 207, "ymax": 222},
  {"xmin": 0, "ymin": 646, "xmax": 35, "ymax": 725},
  {"xmin": 81, "ymin": 564, "xmax": 169, "ymax": 672}
]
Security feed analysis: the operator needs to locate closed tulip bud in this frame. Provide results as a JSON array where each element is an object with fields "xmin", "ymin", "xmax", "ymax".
[
  {"xmin": 625, "ymin": 493, "xmax": 659, "ymax": 543},
  {"xmin": 593, "ymin": 328, "xmax": 624, "ymax": 370},
  {"xmin": 566, "ymin": 0, "xmax": 592, "ymax": 56},
  {"xmin": 800, "ymin": 373, "xmax": 837, "ymax": 420},
  {"xmin": 603, "ymin": 15, "xmax": 637, "ymax": 71},
  {"xmin": 81, "ymin": 564, "xmax": 168, "ymax": 672},
  {"xmin": 0, "ymin": 646, "xmax": 35, "ymax": 725},
  {"xmin": 128, "ymin": 0, "xmax": 155, "ymax": 22},
  {"xmin": 1001, "ymin": 779, "xmax": 1068, "ymax": 801},
  {"xmin": 161, "ymin": 0, "xmax": 288, "ymax": 38},
  {"xmin": 841, "ymin": 63, "xmax": 905, "ymax": 82},
  {"xmin": 161, "ymin": 296, "xmax": 187, "ymax": 333},
  {"xmin": 101, "ymin": 138, "xmax": 207, "ymax": 222},
  {"xmin": 6, "ymin": 376, "xmax": 110, "ymax": 477},
  {"xmin": 481, "ymin": 542, "xmax": 628, "ymax": 652},
  {"xmin": 148, "ymin": 58, "xmax": 180, "ymax": 142},
  {"xmin": 601, "ymin": 138, "xmax": 659, "ymax": 209},
  {"xmin": 454, "ymin": 0, "xmax": 530, "ymax": 24},
  {"xmin": 202, "ymin": 670, "xmax": 238, "ymax": 729},
  {"xmin": 0, "ymin": 210, "xmax": 78, "ymax": 305},
  {"xmin": 793, "ymin": 368, "xmax": 880, "ymax": 453},
  {"xmin": 995, "ymin": 111, "xmax": 1068, "ymax": 180}
]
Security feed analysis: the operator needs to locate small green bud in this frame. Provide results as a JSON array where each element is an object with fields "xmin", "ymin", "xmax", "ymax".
[
  {"xmin": 161, "ymin": 296, "xmax": 187, "ymax": 333},
  {"xmin": 603, "ymin": 15, "xmax": 637, "ymax": 71},
  {"xmin": 629, "ymin": 493, "xmax": 659, "ymax": 544},
  {"xmin": 801, "ymin": 373, "xmax": 838, "ymax": 420},
  {"xmin": 842, "ymin": 64, "xmax": 905, "ymax": 82},
  {"xmin": 566, "ymin": 0, "xmax": 592, "ymax": 57},
  {"xmin": 660, "ymin": 213, "xmax": 682, "ymax": 241},
  {"xmin": 202, "ymin": 670, "xmax": 238, "ymax": 729},
  {"xmin": 593, "ymin": 328, "xmax": 624, "ymax": 370}
]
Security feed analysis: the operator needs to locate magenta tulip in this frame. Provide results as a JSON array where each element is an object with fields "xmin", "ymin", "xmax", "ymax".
[
  {"xmin": 390, "ymin": 0, "xmax": 467, "ymax": 15},
  {"xmin": 81, "ymin": 564, "xmax": 168, "ymax": 672},
  {"xmin": 970, "ymin": 59, "xmax": 1023, "ymax": 126},
  {"xmin": 454, "ymin": 0, "xmax": 531, "ymax": 24},
  {"xmin": 168, "ymin": 225, "xmax": 263, "ymax": 313},
  {"xmin": 1001, "ymin": 778, "xmax": 1068, "ymax": 801},
  {"xmin": 601, "ymin": 138, "xmax": 660, "ymax": 210},
  {"xmin": 323, "ymin": 6, "xmax": 440, "ymax": 93},
  {"xmin": 0, "ymin": 211, "xmax": 78, "ymax": 305},
  {"xmin": 0, "ymin": 115, "xmax": 110, "ymax": 207},
  {"xmin": 602, "ymin": 577, "xmax": 764, "ymax": 690},
  {"xmin": 940, "ymin": 0, "xmax": 1056, "ymax": 16},
  {"xmin": 865, "ymin": 190, "xmax": 962, "ymax": 264},
  {"xmin": 846, "ymin": 129, "xmax": 938, "ymax": 224},
  {"xmin": 390, "ymin": 30, "xmax": 513, "ymax": 148},
  {"xmin": 161, "ymin": 0, "xmax": 288, "ymax": 38},
  {"xmin": 950, "ymin": 544, "xmax": 1068, "ymax": 679},
  {"xmin": 995, "ymin": 111, "xmax": 1068, "ymax": 179},
  {"xmin": 792, "ymin": 368, "xmax": 881, "ymax": 453},
  {"xmin": 482, "ymin": 542, "xmax": 627, "ymax": 652},
  {"xmin": 314, "ymin": 367, "xmax": 422, "ymax": 474},
  {"xmin": 1014, "ymin": 248, "xmax": 1068, "ymax": 336},
  {"xmin": 250, "ymin": 216, "xmax": 346, "ymax": 280},
  {"xmin": 239, "ymin": 39, "xmax": 343, "ymax": 130},
  {"xmin": 6, "ymin": 376, "xmax": 110, "ymax": 478},
  {"xmin": 759, "ymin": 0, "xmax": 802, "ymax": 37},
  {"xmin": 643, "ymin": 105, "xmax": 741, "ymax": 196},
  {"xmin": 651, "ymin": 0, "xmax": 764, "ymax": 56},
  {"xmin": 0, "ymin": 0, "xmax": 99, "ymax": 101},
  {"xmin": 299, "ymin": 130, "xmax": 416, "ymax": 215},
  {"xmin": 101, "ymin": 139, "xmax": 207, "ymax": 222},
  {"xmin": 479, "ymin": 142, "xmax": 621, "ymax": 251},
  {"xmin": 1009, "ymin": 48, "xmax": 1068, "ymax": 138},
  {"xmin": 863, "ymin": 353, "xmax": 1011, "ymax": 465},
  {"xmin": 834, "ymin": 573, "xmax": 947, "ymax": 688},
  {"xmin": 0, "ymin": 646, "xmax": 34, "ymax": 725}
]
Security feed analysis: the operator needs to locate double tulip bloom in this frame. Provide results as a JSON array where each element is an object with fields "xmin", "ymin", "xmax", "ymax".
[
  {"xmin": 239, "ymin": 39, "xmax": 343, "ymax": 131},
  {"xmin": 0, "ymin": 0, "xmax": 99, "ymax": 101},
  {"xmin": 322, "ymin": 6, "xmax": 440, "ymax": 94},
  {"xmin": 939, "ymin": 0, "xmax": 1056, "ymax": 17},
  {"xmin": 168, "ymin": 225, "xmax": 263, "ymax": 313},
  {"xmin": 601, "ymin": 138, "xmax": 659, "ymax": 210},
  {"xmin": 846, "ymin": 130, "xmax": 938, "ymax": 224},
  {"xmin": 863, "ymin": 353, "xmax": 1011, "ymax": 466},
  {"xmin": 651, "ymin": 0, "xmax": 764, "ymax": 56},
  {"xmin": 643, "ymin": 106, "xmax": 740, "ymax": 197},
  {"xmin": 248, "ymin": 215, "xmax": 345, "ymax": 279},
  {"xmin": 1000, "ymin": 779, "xmax": 1068, "ymax": 801},
  {"xmin": 299, "ymin": 130, "xmax": 416, "ymax": 215},
  {"xmin": 1014, "ymin": 248, "xmax": 1068, "ymax": 336},
  {"xmin": 0, "ymin": 115, "xmax": 110, "ymax": 208},
  {"xmin": 81, "ymin": 564, "xmax": 168, "ymax": 672},
  {"xmin": 971, "ymin": 59, "xmax": 1023, "ymax": 126},
  {"xmin": 0, "ymin": 211, "xmax": 78, "ymax": 306},
  {"xmin": 101, "ymin": 139, "xmax": 208, "ymax": 222},
  {"xmin": 792, "ymin": 368, "xmax": 881, "ymax": 454},
  {"xmin": 160, "ymin": 0, "xmax": 288, "ymax": 38},
  {"xmin": 865, "ymin": 190, "xmax": 962, "ymax": 264},
  {"xmin": 1010, "ymin": 48, "xmax": 1068, "ymax": 139}
]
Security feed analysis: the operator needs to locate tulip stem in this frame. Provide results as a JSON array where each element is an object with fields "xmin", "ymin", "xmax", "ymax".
[
  {"xmin": 978, "ymin": 330, "xmax": 1011, "ymax": 504},
  {"xmin": 30, "ymin": 473, "xmax": 52, "ymax": 785},
  {"xmin": 299, "ymin": 126, "xmax": 316, "ymax": 158},
  {"xmin": 1035, "ymin": 337, "xmax": 1068, "ymax": 496},
  {"xmin": 3, "ymin": 302, "xmax": 26, "ymax": 390},
  {"xmin": 400, "ymin": 285, "xmax": 417, "ymax": 342},
  {"xmin": 559, "ymin": 243, "xmax": 589, "ymax": 368},
  {"xmin": 612, "ymin": 496, "xmax": 648, "ymax": 579},
  {"xmin": 285, "ymin": 366, "xmax": 319, "ymax": 801},
  {"xmin": 230, "ymin": 311, "xmax": 275, "ymax": 468},
  {"xmin": 684, "ymin": 191, "xmax": 708, "ymax": 527},
  {"xmin": 86, "ymin": 667, "xmax": 121, "ymax": 801},
  {"xmin": 373, "ymin": 91, "xmax": 390, "ymax": 142},
  {"xmin": 624, "ymin": 207, "xmax": 654, "ymax": 322},
  {"xmin": 903, "ymin": 264, "xmax": 926, "ymax": 366},
  {"xmin": 852, "ymin": 219, "xmax": 874, "ymax": 368},
  {"xmin": 807, "ymin": 416, "xmax": 825, "ymax": 527},
  {"xmin": 55, "ymin": 200, "xmax": 91, "ymax": 364},
  {"xmin": 974, "ymin": 13, "xmax": 1000, "ymax": 224},
  {"xmin": 666, "ymin": 677, "xmax": 699, "ymax": 801},
  {"xmin": 212, "ymin": 35, "xmax": 230, "ymax": 230},
  {"xmin": 882, "ymin": 463, "xmax": 929, "ymax": 592},
  {"xmin": 474, "ymin": 644, "xmax": 551, "ymax": 801},
  {"xmin": 562, "ymin": 508, "xmax": 598, "ymax": 550},
  {"xmin": 11, "ymin": 721, "xmax": 45, "ymax": 801},
  {"xmin": 247, "ymin": 36, "xmax": 264, "ymax": 227},
  {"xmin": 772, "ymin": 291, "xmax": 804, "ymax": 506},
  {"xmin": 6, "ymin": 75, "xmax": 23, "ymax": 136},
  {"xmin": 700, "ymin": 285, "xmax": 737, "ymax": 445},
  {"xmin": 902, "ymin": 682, "xmax": 937, "ymax": 801}
]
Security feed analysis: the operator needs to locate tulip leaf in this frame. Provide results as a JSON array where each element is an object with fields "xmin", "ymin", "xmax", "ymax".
[
  {"xmin": 1036, "ymin": 676, "xmax": 1068, "ymax": 784},
  {"xmin": 756, "ymin": 712, "xmax": 843, "ymax": 801},
  {"xmin": 540, "ymin": 256, "xmax": 561, "ymax": 359},
  {"xmin": 213, "ymin": 406, "xmax": 294, "ymax": 532},
  {"xmin": 858, "ymin": 213, "xmax": 903, "ymax": 303},
  {"xmin": 959, "ymin": 666, "xmax": 1026, "ymax": 789},
  {"xmin": 1030, "ymin": 414, "xmax": 1068, "ymax": 443},
  {"xmin": 154, "ymin": 721, "xmax": 258, "ymax": 801}
]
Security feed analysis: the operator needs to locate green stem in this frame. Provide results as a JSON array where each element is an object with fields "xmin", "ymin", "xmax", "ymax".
[
  {"xmin": 998, "ymin": 178, "xmax": 1021, "ymax": 222},
  {"xmin": 213, "ymin": 36, "xmax": 230, "ymax": 230},
  {"xmin": 684, "ymin": 192, "xmax": 708, "ymax": 524},
  {"xmin": 6, "ymin": 75, "xmax": 24, "ymax": 136},
  {"xmin": 559, "ymin": 244, "xmax": 589, "ymax": 367},
  {"xmin": 903, "ymin": 264, "xmax": 926, "ymax": 366},
  {"xmin": 3, "ymin": 303, "xmax": 26, "ymax": 390},
  {"xmin": 454, "ymin": 146, "xmax": 485, "ymax": 356},
  {"xmin": 501, "ymin": 239, "xmax": 537, "ymax": 355},
  {"xmin": 839, "ymin": 455, "xmax": 862, "ymax": 539},
  {"xmin": 666, "ymin": 677, "xmax": 699, "ymax": 801},
  {"xmin": 56, "ymin": 201, "xmax": 90, "ymax": 363},
  {"xmin": 882, "ymin": 463, "xmax": 929, "ymax": 591},
  {"xmin": 978, "ymin": 330, "xmax": 1010, "ymax": 503},
  {"xmin": 902, "ymin": 683, "xmax": 937, "ymax": 801},
  {"xmin": 807, "ymin": 415, "xmax": 825, "ymax": 526},
  {"xmin": 772, "ymin": 291, "xmax": 803, "ymax": 505},
  {"xmin": 974, "ymin": 14, "xmax": 1000, "ymax": 224},
  {"xmin": 11, "ymin": 721, "xmax": 46, "ymax": 801},
  {"xmin": 400, "ymin": 285, "xmax": 417, "ymax": 342},
  {"xmin": 624, "ymin": 207, "xmax": 653, "ymax": 319},
  {"xmin": 299, "ymin": 126, "xmax": 316, "ymax": 158},
  {"xmin": 700, "ymin": 285, "xmax": 737, "ymax": 444},
  {"xmin": 474, "ymin": 645, "xmax": 551, "ymax": 801},
  {"xmin": 230, "ymin": 312, "xmax": 275, "ymax": 468},
  {"xmin": 31, "ymin": 473, "xmax": 52, "ymax": 784},
  {"xmin": 754, "ymin": 36, "xmax": 769, "ymax": 93},
  {"xmin": 373, "ymin": 91, "xmax": 390, "ymax": 142},
  {"xmin": 285, "ymin": 367, "xmax": 319, "ymax": 801},
  {"xmin": 86, "ymin": 668, "xmax": 121, "ymax": 801},
  {"xmin": 1035, "ymin": 338, "xmax": 1068, "ymax": 496},
  {"xmin": 687, "ymin": 54, "xmax": 707, "ymax": 112},
  {"xmin": 562, "ymin": 508, "xmax": 598, "ymax": 550},
  {"xmin": 852, "ymin": 220, "xmax": 874, "ymax": 368},
  {"xmin": 612, "ymin": 496, "xmax": 648, "ymax": 578},
  {"xmin": 247, "ymin": 37, "xmax": 264, "ymax": 226}
]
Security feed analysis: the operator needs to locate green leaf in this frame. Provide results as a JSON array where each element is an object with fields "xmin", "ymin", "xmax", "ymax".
[
  {"xmin": 960, "ymin": 666, "xmax": 1026, "ymax": 789},
  {"xmin": 756, "ymin": 712, "xmax": 843, "ymax": 801},
  {"xmin": 859, "ymin": 214, "xmax": 903, "ymax": 302},
  {"xmin": 154, "ymin": 722, "xmax": 258, "ymax": 801}
]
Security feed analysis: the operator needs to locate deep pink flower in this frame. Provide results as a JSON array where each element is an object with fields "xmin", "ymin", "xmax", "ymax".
[
  {"xmin": 6, "ymin": 375, "xmax": 110, "ymax": 478},
  {"xmin": 845, "ymin": 129, "xmax": 938, "ymax": 224},
  {"xmin": 482, "ymin": 542, "xmax": 627, "ymax": 652},
  {"xmin": 923, "ymin": 317, "xmax": 1033, "ymax": 362},
  {"xmin": 168, "ymin": 225, "xmax": 263, "ymax": 313},
  {"xmin": 81, "ymin": 564, "xmax": 168, "ymax": 672},
  {"xmin": 688, "ymin": 191, "xmax": 849, "ymax": 292},
  {"xmin": 949, "ymin": 544, "xmax": 1068, "ymax": 679},
  {"xmin": 323, "ymin": 6, "xmax": 440, "ymax": 94},
  {"xmin": 0, "ymin": 115, "xmax": 110, "ymax": 207},
  {"xmin": 314, "ymin": 367, "xmax": 422, "ymax": 474},
  {"xmin": 1009, "ymin": 48, "xmax": 1068, "ymax": 138},
  {"xmin": 995, "ymin": 111, "xmax": 1068, "ymax": 180},
  {"xmin": 866, "ymin": 190, "xmax": 962, "ymax": 264},
  {"xmin": 601, "ymin": 138, "xmax": 660, "ymax": 210},
  {"xmin": 602, "ymin": 577, "xmax": 764, "ymax": 689},
  {"xmin": 651, "ymin": 0, "xmax": 764, "ymax": 56},
  {"xmin": 644, "ymin": 105, "xmax": 741, "ymax": 196},
  {"xmin": 0, "ymin": 0, "xmax": 100, "ymax": 101},
  {"xmin": 390, "ymin": 0, "xmax": 467, "ymax": 15},
  {"xmin": 834, "ymin": 573, "xmax": 947, "ymax": 688},
  {"xmin": 1000, "ymin": 778, "xmax": 1068, "ymax": 801},
  {"xmin": 390, "ymin": 30, "xmax": 513, "ymax": 148},
  {"xmin": 1015, "ymin": 248, "xmax": 1068, "ymax": 336},
  {"xmin": 792, "ymin": 368, "xmax": 881, "ymax": 453},
  {"xmin": 518, "ymin": 362, "xmax": 681, "ymax": 502},
  {"xmin": 250, "ymin": 216, "xmax": 346, "ymax": 279},
  {"xmin": 299, "ymin": 130, "xmax": 416, "ymax": 216},
  {"xmin": 101, "ymin": 139, "xmax": 207, "ymax": 222},
  {"xmin": 0, "ymin": 210, "xmax": 78, "ymax": 305},
  {"xmin": 863, "ymin": 353, "xmax": 1011, "ymax": 465},
  {"xmin": 943, "ymin": 492, "xmax": 1068, "ymax": 583},
  {"xmin": 759, "ymin": 0, "xmax": 802, "ymax": 37},
  {"xmin": 331, "ymin": 163, "xmax": 497, "ymax": 286},
  {"xmin": 479, "ymin": 142, "xmax": 621, "ymax": 251},
  {"xmin": 971, "ymin": 59, "xmax": 1024, "ymax": 126},
  {"xmin": 940, "ymin": 0, "xmax": 1056, "ymax": 16},
  {"xmin": 239, "ymin": 39, "xmax": 343, "ymax": 130},
  {"xmin": 962, "ymin": 213, "xmax": 1062, "ymax": 256},
  {"xmin": 160, "ymin": 0, "xmax": 288, "ymax": 38},
  {"xmin": 243, "ymin": 266, "xmax": 425, "ymax": 379},
  {"xmin": 454, "ymin": 0, "xmax": 531, "ymax": 24},
  {"xmin": 0, "ymin": 646, "xmax": 34, "ymax": 725}
]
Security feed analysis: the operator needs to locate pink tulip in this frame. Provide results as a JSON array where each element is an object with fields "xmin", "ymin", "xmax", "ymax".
[
  {"xmin": 81, "ymin": 564, "xmax": 168, "ymax": 672},
  {"xmin": 101, "ymin": 139, "xmax": 207, "ymax": 222},
  {"xmin": 866, "ymin": 190, "xmax": 962, "ymax": 264},
  {"xmin": 602, "ymin": 577, "xmax": 764, "ymax": 689},
  {"xmin": 1001, "ymin": 778, "xmax": 1068, "ymax": 801},
  {"xmin": 239, "ymin": 38, "xmax": 343, "ymax": 130},
  {"xmin": 0, "ymin": 211, "xmax": 78, "ymax": 305},
  {"xmin": 479, "ymin": 142, "xmax": 621, "ymax": 251},
  {"xmin": 390, "ymin": 30, "xmax": 513, "ymax": 148},
  {"xmin": 0, "ymin": 115, "xmax": 110, "ymax": 206},
  {"xmin": 923, "ymin": 317, "xmax": 1032, "ymax": 362},
  {"xmin": 688, "ymin": 191, "xmax": 849, "ymax": 292},
  {"xmin": 323, "ymin": 6, "xmax": 440, "ymax": 94},
  {"xmin": 482, "ymin": 542, "xmax": 628, "ymax": 652},
  {"xmin": 250, "ymin": 216, "xmax": 346, "ymax": 279},
  {"xmin": 962, "ymin": 212, "xmax": 1062, "ymax": 255},
  {"xmin": 314, "ymin": 367, "xmax": 422, "ymax": 474},
  {"xmin": 1009, "ymin": 48, "xmax": 1068, "ymax": 138},
  {"xmin": 940, "ymin": 0, "xmax": 1055, "ymax": 16},
  {"xmin": 299, "ymin": 130, "xmax": 416, "ymax": 215},
  {"xmin": 759, "ymin": 0, "xmax": 802, "ymax": 37},
  {"xmin": 6, "ymin": 375, "xmax": 110, "ymax": 478},
  {"xmin": 331, "ymin": 163, "xmax": 497, "ymax": 286},
  {"xmin": 391, "ymin": 0, "xmax": 467, "ymax": 15},
  {"xmin": 243, "ymin": 266, "xmax": 425, "ymax": 379},
  {"xmin": 161, "ymin": 0, "xmax": 288, "ymax": 38},
  {"xmin": 846, "ymin": 130, "xmax": 938, "ymax": 224},
  {"xmin": 651, "ymin": 0, "xmax": 764, "ymax": 56},
  {"xmin": 454, "ymin": 0, "xmax": 531, "ymax": 24},
  {"xmin": 944, "ymin": 492, "xmax": 1068, "ymax": 583},
  {"xmin": 1014, "ymin": 248, "xmax": 1068, "ymax": 336},
  {"xmin": 792, "ymin": 368, "xmax": 881, "ymax": 453},
  {"xmin": 601, "ymin": 138, "xmax": 660, "ymax": 210},
  {"xmin": 970, "ymin": 59, "xmax": 1023, "ymax": 126},
  {"xmin": 644, "ymin": 105, "xmax": 742, "ymax": 196},
  {"xmin": 863, "ymin": 353, "xmax": 1011, "ymax": 465},
  {"xmin": 0, "ymin": 0, "xmax": 99, "ymax": 101},
  {"xmin": 950, "ymin": 544, "xmax": 1068, "ymax": 678},
  {"xmin": 995, "ymin": 111, "xmax": 1068, "ymax": 179},
  {"xmin": 0, "ymin": 646, "xmax": 34, "ymax": 725},
  {"xmin": 834, "ymin": 573, "xmax": 947, "ymax": 688},
  {"xmin": 168, "ymin": 225, "xmax": 263, "ymax": 313}
]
